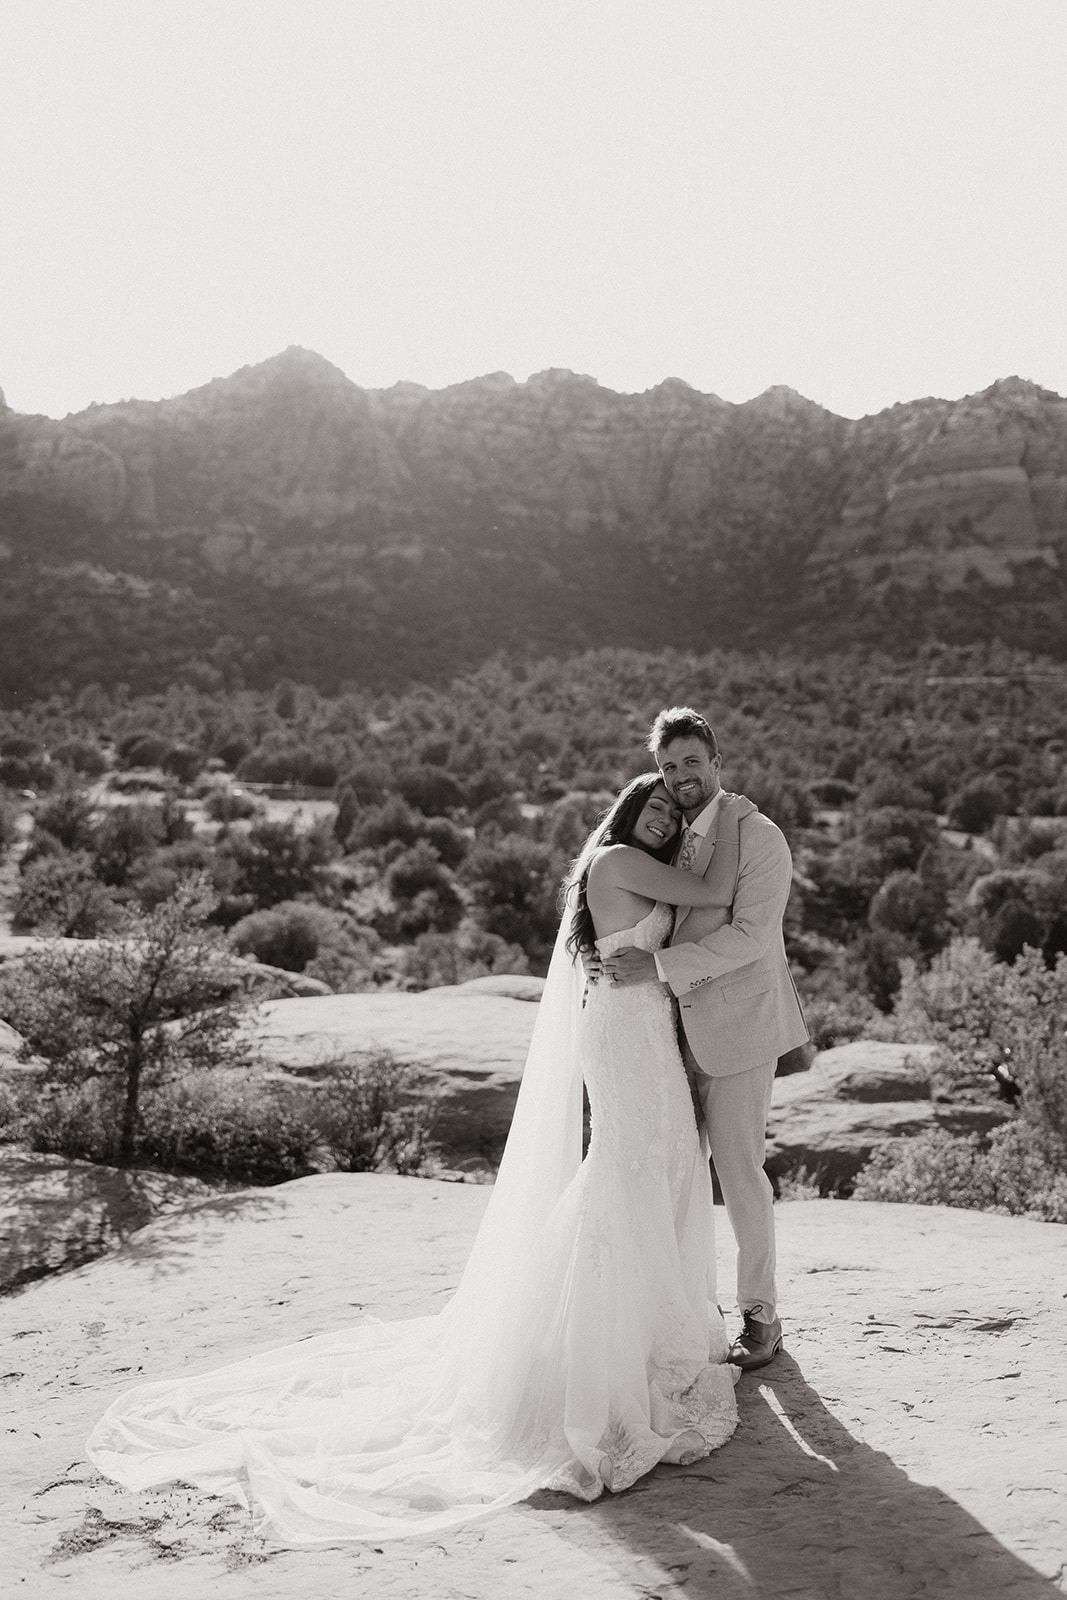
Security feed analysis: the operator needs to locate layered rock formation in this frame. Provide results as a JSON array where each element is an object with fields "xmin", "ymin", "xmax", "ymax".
[{"xmin": 1, "ymin": 351, "xmax": 1064, "ymax": 696}]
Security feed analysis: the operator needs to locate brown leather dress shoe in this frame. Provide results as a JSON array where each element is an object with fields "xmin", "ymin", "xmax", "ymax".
[{"xmin": 729, "ymin": 1310, "xmax": 783, "ymax": 1370}]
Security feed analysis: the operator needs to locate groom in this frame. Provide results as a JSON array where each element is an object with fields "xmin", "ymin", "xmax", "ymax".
[{"xmin": 600, "ymin": 706, "xmax": 808, "ymax": 1371}]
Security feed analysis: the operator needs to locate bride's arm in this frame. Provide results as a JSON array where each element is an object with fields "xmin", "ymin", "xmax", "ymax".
[{"xmin": 591, "ymin": 844, "xmax": 719, "ymax": 907}]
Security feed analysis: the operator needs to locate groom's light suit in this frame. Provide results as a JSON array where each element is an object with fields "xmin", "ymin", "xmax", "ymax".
[{"xmin": 654, "ymin": 790, "xmax": 808, "ymax": 1318}]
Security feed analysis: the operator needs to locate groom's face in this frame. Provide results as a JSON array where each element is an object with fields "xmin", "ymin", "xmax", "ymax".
[{"xmin": 656, "ymin": 736, "xmax": 722, "ymax": 821}]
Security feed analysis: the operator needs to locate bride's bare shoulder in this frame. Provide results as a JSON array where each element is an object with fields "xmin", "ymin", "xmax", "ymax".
[{"xmin": 585, "ymin": 843, "xmax": 632, "ymax": 882}]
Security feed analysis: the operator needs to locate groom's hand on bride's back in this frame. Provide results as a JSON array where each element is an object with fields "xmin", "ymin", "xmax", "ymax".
[{"xmin": 603, "ymin": 948, "xmax": 660, "ymax": 986}]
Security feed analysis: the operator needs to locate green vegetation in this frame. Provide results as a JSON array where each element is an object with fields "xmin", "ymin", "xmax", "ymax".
[{"xmin": 1, "ymin": 639, "xmax": 1065, "ymax": 1207}]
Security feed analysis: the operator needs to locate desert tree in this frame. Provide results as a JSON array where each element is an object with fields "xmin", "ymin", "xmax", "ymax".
[{"xmin": 0, "ymin": 872, "xmax": 256, "ymax": 1167}]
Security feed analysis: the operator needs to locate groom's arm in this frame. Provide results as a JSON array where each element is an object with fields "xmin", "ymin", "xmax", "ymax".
[{"xmin": 654, "ymin": 817, "xmax": 793, "ymax": 995}]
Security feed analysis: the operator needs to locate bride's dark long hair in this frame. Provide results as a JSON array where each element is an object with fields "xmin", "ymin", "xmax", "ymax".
[{"xmin": 561, "ymin": 772, "xmax": 676, "ymax": 958}]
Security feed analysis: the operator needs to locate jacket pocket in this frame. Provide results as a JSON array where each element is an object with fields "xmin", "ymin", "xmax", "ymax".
[{"xmin": 722, "ymin": 974, "xmax": 772, "ymax": 1004}]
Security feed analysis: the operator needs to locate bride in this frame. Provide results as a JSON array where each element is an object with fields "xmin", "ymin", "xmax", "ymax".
[{"xmin": 87, "ymin": 773, "xmax": 738, "ymax": 1543}]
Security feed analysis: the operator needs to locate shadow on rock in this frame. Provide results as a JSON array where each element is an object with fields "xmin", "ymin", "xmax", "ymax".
[
  {"xmin": 530, "ymin": 1351, "xmax": 1060, "ymax": 1600},
  {"xmin": 0, "ymin": 1151, "xmax": 262, "ymax": 1293}
]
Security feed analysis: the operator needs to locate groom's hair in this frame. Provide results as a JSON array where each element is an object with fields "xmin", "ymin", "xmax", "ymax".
[{"xmin": 647, "ymin": 706, "xmax": 720, "ymax": 759}]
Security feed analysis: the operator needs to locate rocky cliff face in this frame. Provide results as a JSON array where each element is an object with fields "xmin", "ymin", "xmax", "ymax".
[{"xmin": 0, "ymin": 350, "xmax": 1064, "ymax": 696}]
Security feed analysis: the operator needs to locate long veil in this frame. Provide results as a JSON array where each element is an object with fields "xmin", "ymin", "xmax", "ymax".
[{"xmin": 86, "ymin": 905, "xmax": 590, "ymax": 1543}]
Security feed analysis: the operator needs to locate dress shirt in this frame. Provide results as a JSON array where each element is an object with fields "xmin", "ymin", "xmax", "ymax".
[{"xmin": 654, "ymin": 789, "xmax": 723, "ymax": 981}]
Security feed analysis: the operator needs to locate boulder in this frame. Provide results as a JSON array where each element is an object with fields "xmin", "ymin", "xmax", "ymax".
[
  {"xmin": 766, "ymin": 1041, "xmax": 1010, "ymax": 1193},
  {"xmin": 451, "ymin": 974, "xmax": 545, "ymax": 1002},
  {"xmin": 244, "ymin": 979, "xmax": 540, "ymax": 1160}
]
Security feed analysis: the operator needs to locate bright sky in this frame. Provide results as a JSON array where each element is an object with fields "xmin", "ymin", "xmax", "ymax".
[{"xmin": 2, "ymin": 0, "xmax": 1065, "ymax": 421}]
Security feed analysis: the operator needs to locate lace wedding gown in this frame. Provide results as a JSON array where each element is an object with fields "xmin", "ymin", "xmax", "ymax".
[{"xmin": 87, "ymin": 902, "xmax": 737, "ymax": 1542}]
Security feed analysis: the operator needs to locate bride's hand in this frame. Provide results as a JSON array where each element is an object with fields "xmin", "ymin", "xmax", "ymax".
[
  {"xmin": 580, "ymin": 948, "xmax": 603, "ymax": 983},
  {"xmin": 600, "ymin": 948, "xmax": 660, "ymax": 986}
]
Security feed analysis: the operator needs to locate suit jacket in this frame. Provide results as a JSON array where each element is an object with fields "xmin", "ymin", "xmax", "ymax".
[{"xmin": 657, "ymin": 792, "xmax": 808, "ymax": 1077}]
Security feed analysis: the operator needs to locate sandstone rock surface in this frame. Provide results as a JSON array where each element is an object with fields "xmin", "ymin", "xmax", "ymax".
[
  {"xmin": 0, "ymin": 934, "xmax": 330, "ymax": 998},
  {"xmin": 2, "ymin": 1177, "xmax": 1064, "ymax": 1598},
  {"xmin": 0, "ymin": 1149, "xmax": 219, "ymax": 1292},
  {"xmin": 245, "ymin": 982, "xmax": 540, "ymax": 1157},
  {"xmin": 766, "ymin": 1041, "xmax": 1009, "ymax": 1191}
]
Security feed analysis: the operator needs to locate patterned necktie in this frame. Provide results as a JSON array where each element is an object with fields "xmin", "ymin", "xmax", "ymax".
[{"xmin": 676, "ymin": 824, "xmax": 698, "ymax": 872}]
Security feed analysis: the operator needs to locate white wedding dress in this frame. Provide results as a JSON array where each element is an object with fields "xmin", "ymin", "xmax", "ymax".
[{"xmin": 87, "ymin": 901, "xmax": 737, "ymax": 1543}]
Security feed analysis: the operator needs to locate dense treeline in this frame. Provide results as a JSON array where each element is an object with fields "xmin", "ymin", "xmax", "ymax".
[
  {"xmin": 3, "ymin": 640, "xmax": 1067, "ymax": 1031},
  {"xmin": 3, "ymin": 639, "xmax": 1067, "ymax": 1213}
]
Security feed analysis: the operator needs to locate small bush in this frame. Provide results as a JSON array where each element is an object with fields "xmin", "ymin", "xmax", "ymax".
[
  {"xmin": 947, "ymin": 776, "xmax": 1008, "ymax": 834},
  {"xmin": 231, "ymin": 901, "xmax": 322, "ymax": 971},
  {"xmin": 802, "ymin": 992, "xmax": 880, "ymax": 1052},
  {"xmin": 774, "ymin": 1162, "xmax": 830, "ymax": 1200},
  {"xmin": 853, "ymin": 1124, "xmax": 1067, "ymax": 1222},
  {"xmin": 51, "ymin": 740, "xmax": 108, "ymax": 778},
  {"xmin": 397, "ymin": 927, "xmax": 530, "ymax": 990},
  {"xmin": 395, "ymin": 765, "xmax": 467, "ymax": 817},
  {"xmin": 309, "ymin": 1053, "xmax": 441, "ymax": 1175},
  {"xmin": 230, "ymin": 900, "xmax": 383, "ymax": 989},
  {"xmin": 379, "ymin": 844, "xmax": 464, "ymax": 939},
  {"xmin": 139, "ymin": 1075, "xmax": 323, "ymax": 1184},
  {"xmin": 224, "ymin": 817, "xmax": 338, "ymax": 909},
  {"xmin": 204, "ymin": 786, "xmax": 259, "ymax": 822},
  {"xmin": 12, "ymin": 851, "xmax": 126, "ymax": 938},
  {"xmin": 8, "ymin": 1052, "xmax": 441, "ymax": 1183},
  {"xmin": 33, "ymin": 787, "xmax": 97, "ymax": 852},
  {"xmin": 16, "ymin": 1078, "xmax": 124, "ymax": 1164},
  {"xmin": 118, "ymin": 732, "xmax": 171, "ymax": 769}
]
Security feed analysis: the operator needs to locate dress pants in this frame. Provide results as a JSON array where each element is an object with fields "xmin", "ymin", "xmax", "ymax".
[{"xmin": 681, "ymin": 1036, "xmax": 777, "ymax": 1319}]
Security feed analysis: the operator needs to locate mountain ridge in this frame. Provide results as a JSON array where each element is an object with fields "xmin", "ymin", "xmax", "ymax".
[{"xmin": 0, "ymin": 352, "xmax": 1064, "ymax": 699}]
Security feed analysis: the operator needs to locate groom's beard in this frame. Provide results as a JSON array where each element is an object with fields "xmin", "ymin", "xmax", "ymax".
[{"xmin": 679, "ymin": 782, "xmax": 720, "ymax": 824}]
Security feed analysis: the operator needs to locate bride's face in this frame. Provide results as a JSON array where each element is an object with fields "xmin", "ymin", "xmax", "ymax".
[{"xmin": 628, "ymin": 783, "xmax": 681, "ymax": 852}]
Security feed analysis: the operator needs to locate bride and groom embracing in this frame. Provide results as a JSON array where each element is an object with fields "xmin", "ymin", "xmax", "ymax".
[{"xmin": 87, "ymin": 704, "xmax": 809, "ymax": 1543}]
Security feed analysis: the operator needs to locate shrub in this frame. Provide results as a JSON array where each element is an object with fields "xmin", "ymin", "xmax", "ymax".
[
  {"xmin": 808, "ymin": 778, "xmax": 857, "ymax": 807},
  {"xmin": 867, "ymin": 941, "xmax": 1067, "ymax": 1216},
  {"xmin": 127, "ymin": 840, "xmax": 223, "ymax": 911},
  {"xmin": 118, "ymin": 732, "xmax": 171, "ymax": 769},
  {"xmin": 92, "ymin": 803, "xmax": 167, "ymax": 886},
  {"xmin": 6, "ymin": 1055, "xmax": 439, "ymax": 1183},
  {"xmin": 947, "ymin": 776, "xmax": 1009, "ymax": 834},
  {"xmin": 869, "ymin": 870, "xmax": 948, "ymax": 955},
  {"xmin": 230, "ymin": 900, "xmax": 338, "ymax": 970},
  {"xmin": 336, "ymin": 762, "xmax": 390, "ymax": 809},
  {"xmin": 224, "ymin": 817, "xmax": 338, "ymax": 908},
  {"xmin": 51, "ymin": 739, "xmax": 108, "ymax": 778},
  {"xmin": 33, "ymin": 787, "xmax": 97, "ymax": 851},
  {"xmin": 853, "ymin": 1124, "xmax": 1067, "ymax": 1222},
  {"xmin": 802, "ymin": 992, "xmax": 880, "ymax": 1052},
  {"xmin": 397, "ymin": 927, "xmax": 530, "ymax": 990},
  {"xmin": 138, "ymin": 1074, "xmax": 324, "ymax": 1183},
  {"xmin": 857, "ymin": 807, "xmax": 940, "ymax": 873},
  {"xmin": 888, "ymin": 938, "xmax": 1067, "ymax": 1097},
  {"xmin": 0, "ymin": 738, "xmax": 54, "ymax": 791},
  {"xmin": 308, "ymin": 1053, "xmax": 441, "ymax": 1175},
  {"xmin": 0, "ymin": 874, "xmax": 256, "ymax": 1166},
  {"xmin": 11, "ymin": 851, "xmax": 125, "ymax": 938},
  {"xmin": 203, "ymin": 786, "xmax": 259, "ymax": 822},
  {"xmin": 395, "ymin": 765, "xmax": 467, "ymax": 817},
  {"xmin": 14, "ymin": 1077, "xmax": 124, "ymax": 1165},
  {"xmin": 464, "ymin": 835, "xmax": 561, "ymax": 959},
  {"xmin": 380, "ymin": 844, "xmax": 464, "ymax": 938}
]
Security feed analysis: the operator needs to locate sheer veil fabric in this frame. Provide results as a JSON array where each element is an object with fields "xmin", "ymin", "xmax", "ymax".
[{"xmin": 86, "ymin": 899, "xmax": 737, "ymax": 1544}]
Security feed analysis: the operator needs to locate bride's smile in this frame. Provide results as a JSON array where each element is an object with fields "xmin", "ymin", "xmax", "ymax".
[{"xmin": 627, "ymin": 783, "xmax": 680, "ymax": 852}]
